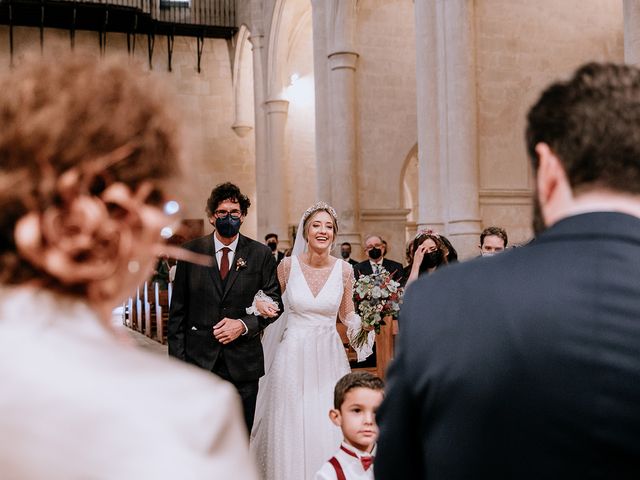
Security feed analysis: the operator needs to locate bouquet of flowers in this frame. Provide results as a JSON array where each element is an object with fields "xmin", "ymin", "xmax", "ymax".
[{"xmin": 351, "ymin": 269, "xmax": 403, "ymax": 349}]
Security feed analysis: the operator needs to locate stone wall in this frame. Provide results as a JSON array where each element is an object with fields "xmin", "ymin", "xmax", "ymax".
[
  {"xmin": 475, "ymin": 0, "xmax": 623, "ymax": 245},
  {"xmin": 0, "ymin": 25, "xmax": 258, "ymax": 239},
  {"xmin": 355, "ymin": 0, "xmax": 416, "ymax": 263}
]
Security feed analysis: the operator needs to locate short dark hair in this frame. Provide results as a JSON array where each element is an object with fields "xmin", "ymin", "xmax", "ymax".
[
  {"xmin": 480, "ymin": 227, "xmax": 508, "ymax": 248},
  {"xmin": 205, "ymin": 182, "xmax": 251, "ymax": 217},
  {"xmin": 333, "ymin": 372, "xmax": 384, "ymax": 410},
  {"xmin": 526, "ymin": 63, "xmax": 640, "ymax": 194},
  {"xmin": 341, "ymin": 242, "xmax": 351, "ymax": 248},
  {"xmin": 265, "ymin": 233, "xmax": 278, "ymax": 242}
]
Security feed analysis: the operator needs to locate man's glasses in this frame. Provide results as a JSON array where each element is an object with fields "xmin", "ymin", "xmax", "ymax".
[{"xmin": 214, "ymin": 210, "xmax": 242, "ymax": 220}]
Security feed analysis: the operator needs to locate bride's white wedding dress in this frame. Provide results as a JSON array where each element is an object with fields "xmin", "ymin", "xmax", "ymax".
[{"xmin": 251, "ymin": 255, "xmax": 359, "ymax": 480}]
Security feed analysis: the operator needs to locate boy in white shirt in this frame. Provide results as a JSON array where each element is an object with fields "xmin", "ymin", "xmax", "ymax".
[{"xmin": 315, "ymin": 372, "xmax": 385, "ymax": 480}]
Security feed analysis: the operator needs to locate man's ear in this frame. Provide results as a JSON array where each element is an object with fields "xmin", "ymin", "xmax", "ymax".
[
  {"xmin": 534, "ymin": 142, "xmax": 573, "ymax": 227},
  {"xmin": 329, "ymin": 409, "xmax": 341, "ymax": 427},
  {"xmin": 535, "ymin": 143, "xmax": 569, "ymax": 204}
]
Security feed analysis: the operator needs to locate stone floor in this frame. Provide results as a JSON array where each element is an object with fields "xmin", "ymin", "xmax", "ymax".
[{"xmin": 111, "ymin": 307, "xmax": 167, "ymax": 356}]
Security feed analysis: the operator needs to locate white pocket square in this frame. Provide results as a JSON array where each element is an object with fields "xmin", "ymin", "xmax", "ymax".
[{"xmin": 191, "ymin": 326, "xmax": 197, "ymax": 331}]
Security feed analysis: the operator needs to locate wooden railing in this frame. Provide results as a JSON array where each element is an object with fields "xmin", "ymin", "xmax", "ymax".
[{"xmin": 0, "ymin": 0, "xmax": 237, "ymax": 39}]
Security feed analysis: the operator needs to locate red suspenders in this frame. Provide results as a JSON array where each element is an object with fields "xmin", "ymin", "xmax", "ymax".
[{"xmin": 329, "ymin": 456, "xmax": 347, "ymax": 480}]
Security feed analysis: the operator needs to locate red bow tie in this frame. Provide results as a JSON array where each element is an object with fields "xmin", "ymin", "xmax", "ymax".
[{"xmin": 340, "ymin": 445, "xmax": 374, "ymax": 471}]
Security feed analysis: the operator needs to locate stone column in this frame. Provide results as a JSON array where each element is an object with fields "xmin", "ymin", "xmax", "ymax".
[
  {"xmin": 441, "ymin": 0, "xmax": 481, "ymax": 256},
  {"xmin": 310, "ymin": 0, "xmax": 332, "ymax": 203},
  {"xmin": 327, "ymin": 0, "xmax": 360, "ymax": 251},
  {"xmin": 263, "ymin": 98, "xmax": 290, "ymax": 248},
  {"xmin": 414, "ymin": 0, "xmax": 445, "ymax": 233},
  {"xmin": 249, "ymin": 33, "xmax": 272, "ymax": 243},
  {"xmin": 414, "ymin": 0, "xmax": 481, "ymax": 257},
  {"xmin": 625, "ymin": 0, "xmax": 640, "ymax": 65},
  {"xmin": 328, "ymin": 51, "xmax": 359, "ymax": 248}
]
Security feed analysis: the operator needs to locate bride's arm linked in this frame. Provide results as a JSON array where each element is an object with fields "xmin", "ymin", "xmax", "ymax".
[
  {"xmin": 339, "ymin": 261, "xmax": 374, "ymax": 362},
  {"xmin": 247, "ymin": 258, "xmax": 289, "ymax": 317}
]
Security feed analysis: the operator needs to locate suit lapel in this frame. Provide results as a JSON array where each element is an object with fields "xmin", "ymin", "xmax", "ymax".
[
  {"xmin": 206, "ymin": 233, "xmax": 224, "ymax": 297},
  {"xmin": 222, "ymin": 234, "xmax": 249, "ymax": 301},
  {"xmin": 361, "ymin": 261, "xmax": 373, "ymax": 275}
]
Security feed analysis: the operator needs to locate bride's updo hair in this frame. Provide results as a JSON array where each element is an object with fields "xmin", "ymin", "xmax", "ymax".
[
  {"xmin": 0, "ymin": 51, "xmax": 181, "ymax": 300},
  {"xmin": 300, "ymin": 202, "xmax": 339, "ymax": 249}
]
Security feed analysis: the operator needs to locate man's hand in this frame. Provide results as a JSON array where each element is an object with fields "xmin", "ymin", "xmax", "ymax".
[{"xmin": 213, "ymin": 318, "xmax": 245, "ymax": 344}]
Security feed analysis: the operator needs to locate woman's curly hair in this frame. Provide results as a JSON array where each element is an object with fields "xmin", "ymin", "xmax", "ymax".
[{"xmin": 0, "ymin": 50, "xmax": 182, "ymax": 296}]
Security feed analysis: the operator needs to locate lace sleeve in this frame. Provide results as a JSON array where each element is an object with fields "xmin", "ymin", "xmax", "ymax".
[
  {"xmin": 339, "ymin": 260, "xmax": 375, "ymax": 362},
  {"xmin": 338, "ymin": 261, "xmax": 356, "ymax": 323},
  {"xmin": 277, "ymin": 257, "xmax": 291, "ymax": 293}
]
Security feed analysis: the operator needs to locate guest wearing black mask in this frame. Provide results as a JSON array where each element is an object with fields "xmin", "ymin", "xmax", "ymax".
[
  {"xmin": 401, "ymin": 230, "xmax": 449, "ymax": 288},
  {"xmin": 340, "ymin": 242, "xmax": 359, "ymax": 267},
  {"xmin": 169, "ymin": 182, "xmax": 283, "ymax": 431},
  {"xmin": 354, "ymin": 234, "xmax": 404, "ymax": 282},
  {"xmin": 265, "ymin": 233, "xmax": 285, "ymax": 265}
]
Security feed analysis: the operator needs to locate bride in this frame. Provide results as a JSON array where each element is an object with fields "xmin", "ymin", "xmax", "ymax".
[{"xmin": 250, "ymin": 202, "xmax": 373, "ymax": 480}]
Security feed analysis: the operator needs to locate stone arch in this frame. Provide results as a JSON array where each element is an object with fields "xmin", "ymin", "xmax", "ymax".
[
  {"xmin": 231, "ymin": 24, "xmax": 255, "ymax": 138},
  {"xmin": 267, "ymin": 0, "xmax": 312, "ymax": 99}
]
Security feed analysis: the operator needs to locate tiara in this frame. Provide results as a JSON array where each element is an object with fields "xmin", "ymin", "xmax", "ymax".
[
  {"xmin": 302, "ymin": 201, "xmax": 338, "ymax": 223},
  {"xmin": 415, "ymin": 228, "xmax": 440, "ymax": 239}
]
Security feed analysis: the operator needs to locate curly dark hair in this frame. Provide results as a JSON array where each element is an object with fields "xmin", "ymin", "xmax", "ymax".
[
  {"xmin": 205, "ymin": 182, "xmax": 251, "ymax": 217},
  {"xmin": 526, "ymin": 62, "xmax": 640, "ymax": 194},
  {"xmin": 333, "ymin": 372, "xmax": 384, "ymax": 410}
]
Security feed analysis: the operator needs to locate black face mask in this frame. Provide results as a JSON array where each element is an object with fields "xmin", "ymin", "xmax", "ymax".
[
  {"xmin": 420, "ymin": 250, "xmax": 443, "ymax": 272},
  {"xmin": 341, "ymin": 250, "xmax": 350, "ymax": 259},
  {"xmin": 215, "ymin": 216, "xmax": 241, "ymax": 238},
  {"xmin": 267, "ymin": 241, "xmax": 277, "ymax": 251},
  {"xmin": 368, "ymin": 247, "xmax": 382, "ymax": 260}
]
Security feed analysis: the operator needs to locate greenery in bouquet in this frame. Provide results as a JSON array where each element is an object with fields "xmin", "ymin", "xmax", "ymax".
[{"xmin": 351, "ymin": 270, "xmax": 403, "ymax": 348}]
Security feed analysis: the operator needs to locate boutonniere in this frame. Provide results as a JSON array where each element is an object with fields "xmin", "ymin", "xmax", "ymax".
[{"xmin": 235, "ymin": 257, "xmax": 247, "ymax": 271}]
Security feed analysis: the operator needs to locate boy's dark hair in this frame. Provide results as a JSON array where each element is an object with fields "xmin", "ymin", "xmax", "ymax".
[
  {"xmin": 265, "ymin": 233, "xmax": 278, "ymax": 242},
  {"xmin": 480, "ymin": 226, "xmax": 508, "ymax": 248},
  {"xmin": 341, "ymin": 242, "xmax": 352, "ymax": 248},
  {"xmin": 205, "ymin": 182, "xmax": 251, "ymax": 216},
  {"xmin": 334, "ymin": 372, "xmax": 384, "ymax": 409},
  {"xmin": 526, "ymin": 63, "xmax": 640, "ymax": 194}
]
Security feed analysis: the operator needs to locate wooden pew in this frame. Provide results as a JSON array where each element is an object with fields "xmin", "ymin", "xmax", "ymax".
[
  {"xmin": 155, "ymin": 282, "xmax": 170, "ymax": 344},
  {"xmin": 143, "ymin": 282, "xmax": 152, "ymax": 337},
  {"xmin": 336, "ymin": 316, "xmax": 399, "ymax": 379},
  {"xmin": 375, "ymin": 317, "xmax": 399, "ymax": 379}
]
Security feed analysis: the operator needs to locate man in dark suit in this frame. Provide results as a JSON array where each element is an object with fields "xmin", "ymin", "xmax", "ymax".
[
  {"xmin": 264, "ymin": 232, "xmax": 285, "ymax": 265},
  {"xmin": 376, "ymin": 63, "xmax": 640, "ymax": 478},
  {"xmin": 354, "ymin": 234, "xmax": 403, "ymax": 282},
  {"xmin": 340, "ymin": 241, "xmax": 359, "ymax": 267},
  {"xmin": 169, "ymin": 182, "xmax": 282, "ymax": 431}
]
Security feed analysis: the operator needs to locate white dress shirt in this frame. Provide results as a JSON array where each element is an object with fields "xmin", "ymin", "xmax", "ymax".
[
  {"xmin": 369, "ymin": 260, "xmax": 384, "ymax": 274},
  {"xmin": 315, "ymin": 442, "xmax": 376, "ymax": 480},
  {"xmin": 213, "ymin": 234, "xmax": 248, "ymax": 335},
  {"xmin": 213, "ymin": 234, "xmax": 239, "ymax": 269}
]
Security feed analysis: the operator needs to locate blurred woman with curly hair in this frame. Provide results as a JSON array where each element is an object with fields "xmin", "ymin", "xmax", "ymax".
[{"xmin": 0, "ymin": 51, "xmax": 257, "ymax": 479}]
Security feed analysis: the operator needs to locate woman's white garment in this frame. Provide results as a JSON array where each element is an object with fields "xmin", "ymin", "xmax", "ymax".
[
  {"xmin": 251, "ymin": 256, "xmax": 356, "ymax": 480},
  {"xmin": 0, "ymin": 287, "xmax": 258, "ymax": 480}
]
